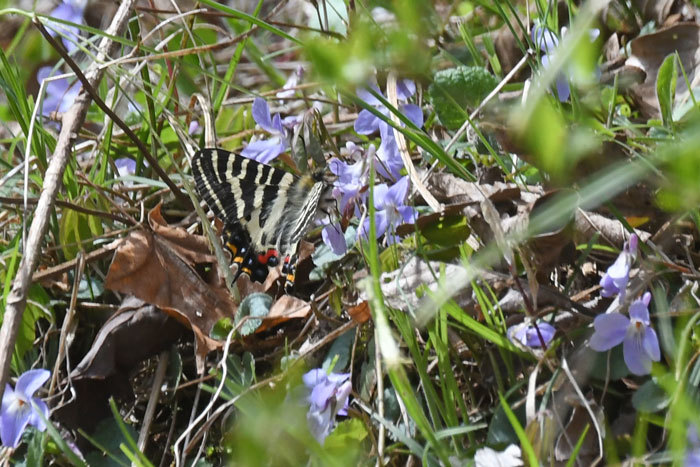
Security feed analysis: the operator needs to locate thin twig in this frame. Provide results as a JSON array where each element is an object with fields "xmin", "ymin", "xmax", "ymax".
[
  {"xmin": 48, "ymin": 253, "xmax": 85, "ymax": 396},
  {"xmin": 137, "ymin": 349, "xmax": 171, "ymax": 453}
]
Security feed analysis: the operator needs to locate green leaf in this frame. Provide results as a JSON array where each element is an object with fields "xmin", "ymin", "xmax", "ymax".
[
  {"xmin": 58, "ymin": 206, "xmax": 104, "ymax": 260},
  {"xmin": 421, "ymin": 214, "xmax": 471, "ymax": 246},
  {"xmin": 322, "ymin": 328, "xmax": 355, "ymax": 373},
  {"xmin": 235, "ymin": 293, "xmax": 272, "ymax": 335},
  {"xmin": 656, "ymin": 53, "xmax": 677, "ymax": 127},
  {"xmin": 632, "ymin": 377, "xmax": 671, "ymax": 413},
  {"xmin": 428, "ymin": 66, "xmax": 498, "ymax": 130},
  {"xmin": 589, "ymin": 346, "xmax": 629, "ymax": 380},
  {"xmin": 211, "ymin": 317, "xmax": 234, "ymax": 340},
  {"xmin": 310, "ymin": 226, "xmax": 356, "ymax": 281},
  {"xmin": 16, "ymin": 428, "xmax": 45, "ymax": 467},
  {"xmin": 322, "ymin": 418, "xmax": 368, "ymax": 461},
  {"xmin": 486, "ymin": 401, "xmax": 526, "ymax": 445}
]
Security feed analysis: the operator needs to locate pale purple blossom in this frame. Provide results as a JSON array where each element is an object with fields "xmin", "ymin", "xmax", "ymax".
[
  {"xmin": 328, "ymin": 142, "xmax": 371, "ymax": 215},
  {"xmin": 321, "ymin": 143, "xmax": 372, "ymax": 255},
  {"xmin": 531, "ymin": 24, "xmax": 600, "ymax": 102},
  {"xmin": 600, "ymin": 234, "xmax": 638, "ymax": 300},
  {"xmin": 687, "ymin": 426, "xmax": 700, "ymax": 467},
  {"xmin": 188, "ymin": 120, "xmax": 201, "ymax": 135},
  {"xmin": 508, "ymin": 322, "xmax": 556, "ymax": 348},
  {"xmin": 321, "ymin": 222, "xmax": 347, "ymax": 256},
  {"xmin": 531, "ymin": 24, "xmax": 570, "ymax": 101},
  {"xmin": 302, "ymin": 369, "xmax": 352, "ymax": 444},
  {"xmin": 37, "ymin": 67, "xmax": 81, "ymax": 117},
  {"xmin": 360, "ymin": 176, "xmax": 417, "ymax": 244},
  {"xmin": 47, "ymin": 0, "xmax": 85, "ymax": 53},
  {"xmin": 241, "ymin": 97, "xmax": 289, "ymax": 164},
  {"xmin": 354, "ymin": 80, "xmax": 423, "ymax": 180},
  {"xmin": 1, "ymin": 369, "xmax": 50, "ymax": 448},
  {"xmin": 277, "ymin": 65, "xmax": 304, "ymax": 99},
  {"xmin": 589, "ymin": 292, "xmax": 660, "ymax": 375},
  {"xmin": 115, "ymin": 158, "xmax": 136, "ymax": 177}
]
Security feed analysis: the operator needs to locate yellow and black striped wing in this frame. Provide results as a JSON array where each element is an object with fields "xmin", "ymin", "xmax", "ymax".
[{"xmin": 192, "ymin": 148, "xmax": 326, "ymax": 290}]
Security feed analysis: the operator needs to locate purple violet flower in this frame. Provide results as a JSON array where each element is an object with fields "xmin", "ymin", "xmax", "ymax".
[
  {"xmin": 687, "ymin": 426, "xmax": 700, "ymax": 467},
  {"xmin": 37, "ymin": 67, "xmax": 81, "ymax": 117},
  {"xmin": 241, "ymin": 97, "xmax": 289, "ymax": 164},
  {"xmin": 188, "ymin": 120, "xmax": 201, "ymax": 135},
  {"xmin": 302, "ymin": 369, "xmax": 352, "ymax": 444},
  {"xmin": 277, "ymin": 65, "xmax": 304, "ymax": 99},
  {"xmin": 321, "ymin": 143, "xmax": 374, "ymax": 256},
  {"xmin": 589, "ymin": 291, "xmax": 660, "ymax": 376},
  {"xmin": 531, "ymin": 24, "xmax": 570, "ymax": 102},
  {"xmin": 354, "ymin": 80, "xmax": 423, "ymax": 180},
  {"xmin": 321, "ymin": 222, "xmax": 347, "ymax": 256},
  {"xmin": 360, "ymin": 176, "xmax": 417, "ymax": 244},
  {"xmin": 47, "ymin": 0, "xmax": 85, "ymax": 53},
  {"xmin": 329, "ymin": 142, "xmax": 371, "ymax": 215},
  {"xmin": 507, "ymin": 322, "xmax": 556, "ymax": 348},
  {"xmin": 531, "ymin": 24, "xmax": 600, "ymax": 102},
  {"xmin": 115, "ymin": 158, "xmax": 136, "ymax": 177},
  {"xmin": 1, "ymin": 369, "xmax": 50, "ymax": 448},
  {"xmin": 600, "ymin": 234, "xmax": 638, "ymax": 300}
]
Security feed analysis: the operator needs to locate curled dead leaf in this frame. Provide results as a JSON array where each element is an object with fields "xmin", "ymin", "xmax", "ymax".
[{"xmin": 105, "ymin": 204, "xmax": 236, "ymax": 372}]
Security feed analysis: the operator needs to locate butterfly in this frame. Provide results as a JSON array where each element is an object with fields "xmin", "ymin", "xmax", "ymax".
[{"xmin": 192, "ymin": 148, "xmax": 332, "ymax": 292}]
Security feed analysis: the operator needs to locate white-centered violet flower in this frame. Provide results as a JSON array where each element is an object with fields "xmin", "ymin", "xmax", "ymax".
[
  {"xmin": 589, "ymin": 291, "xmax": 660, "ymax": 375},
  {"xmin": 0, "ymin": 369, "xmax": 50, "ymax": 448},
  {"xmin": 600, "ymin": 233, "xmax": 638, "ymax": 300},
  {"xmin": 241, "ymin": 97, "xmax": 290, "ymax": 164},
  {"xmin": 359, "ymin": 175, "xmax": 417, "ymax": 244},
  {"xmin": 354, "ymin": 79, "xmax": 423, "ymax": 180},
  {"xmin": 302, "ymin": 369, "xmax": 352, "ymax": 444}
]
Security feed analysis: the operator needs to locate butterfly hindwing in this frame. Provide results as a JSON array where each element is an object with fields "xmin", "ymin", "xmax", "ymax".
[{"xmin": 192, "ymin": 148, "xmax": 327, "ymax": 291}]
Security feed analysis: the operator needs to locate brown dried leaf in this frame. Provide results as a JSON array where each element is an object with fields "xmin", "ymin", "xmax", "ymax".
[
  {"xmin": 72, "ymin": 297, "xmax": 183, "ymax": 380},
  {"xmin": 348, "ymin": 300, "xmax": 371, "ymax": 324},
  {"xmin": 56, "ymin": 297, "xmax": 183, "ymax": 433},
  {"xmin": 632, "ymin": 0, "xmax": 679, "ymax": 26},
  {"xmin": 626, "ymin": 23, "xmax": 700, "ymax": 118},
  {"xmin": 105, "ymin": 204, "xmax": 236, "ymax": 372},
  {"xmin": 256, "ymin": 295, "xmax": 311, "ymax": 332}
]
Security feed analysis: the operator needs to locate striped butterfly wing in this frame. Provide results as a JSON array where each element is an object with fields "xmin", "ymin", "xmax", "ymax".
[{"xmin": 192, "ymin": 148, "xmax": 326, "ymax": 290}]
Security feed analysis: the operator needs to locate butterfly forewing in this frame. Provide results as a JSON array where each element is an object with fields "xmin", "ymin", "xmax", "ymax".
[{"xmin": 192, "ymin": 148, "xmax": 327, "ymax": 291}]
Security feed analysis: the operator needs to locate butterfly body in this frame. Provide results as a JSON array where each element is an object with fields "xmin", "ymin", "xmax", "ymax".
[{"xmin": 192, "ymin": 148, "xmax": 329, "ymax": 292}]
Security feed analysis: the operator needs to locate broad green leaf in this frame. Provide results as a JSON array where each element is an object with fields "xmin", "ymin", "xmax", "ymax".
[{"xmin": 428, "ymin": 66, "xmax": 498, "ymax": 130}]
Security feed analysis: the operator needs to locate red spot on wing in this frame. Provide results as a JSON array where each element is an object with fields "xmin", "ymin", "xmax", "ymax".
[{"xmin": 257, "ymin": 249, "xmax": 279, "ymax": 265}]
